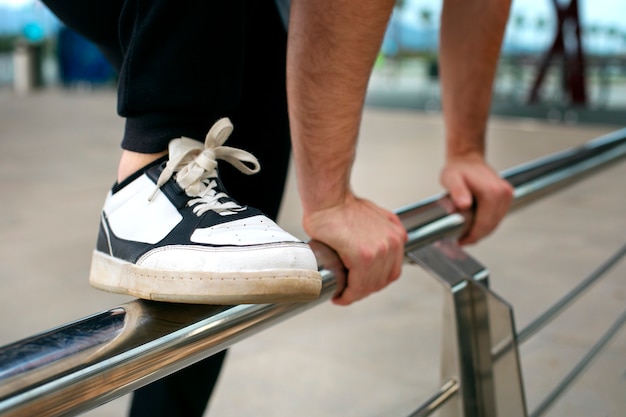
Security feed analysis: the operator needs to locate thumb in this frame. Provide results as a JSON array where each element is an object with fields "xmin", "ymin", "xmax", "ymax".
[{"xmin": 443, "ymin": 172, "xmax": 473, "ymax": 211}]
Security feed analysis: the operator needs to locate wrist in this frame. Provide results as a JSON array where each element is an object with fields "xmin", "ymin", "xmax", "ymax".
[
  {"xmin": 445, "ymin": 147, "xmax": 485, "ymax": 164},
  {"xmin": 300, "ymin": 183, "xmax": 354, "ymax": 218},
  {"xmin": 442, "ymin": 106, "xmax": 488, "ymax": 159}
]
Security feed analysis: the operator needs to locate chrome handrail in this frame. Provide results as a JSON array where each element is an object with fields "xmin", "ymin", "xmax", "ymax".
[{"xmin": 1, "ymin": 128, "xmax": 625, "ymax": 417}]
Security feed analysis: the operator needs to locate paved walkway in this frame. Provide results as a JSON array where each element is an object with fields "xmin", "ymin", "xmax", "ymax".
[{"xmin": 0, "ymin": 88, "xmax": 624, "ymax": 416}]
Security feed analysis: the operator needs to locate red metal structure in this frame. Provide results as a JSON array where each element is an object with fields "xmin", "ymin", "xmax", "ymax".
[{"xmin": 528, "ymin": 0, "xmax": 587, "ymax": 105}]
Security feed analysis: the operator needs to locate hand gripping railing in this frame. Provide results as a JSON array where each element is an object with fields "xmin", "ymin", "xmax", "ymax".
[{"xmin": 1, "ymin": 128, "xmax": 626, "ymax": 417}]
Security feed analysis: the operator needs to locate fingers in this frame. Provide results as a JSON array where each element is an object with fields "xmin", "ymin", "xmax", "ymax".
[
  {"xmin": 459, "ymin": 176, "xmax": 512, "ymax": 245},
  {"xmin": 441, "ymin": 158, "xmax": 513, "ymax": 245},
  {"xmin": 303, "ymin": 196, "xmax": 407, "ymax": 307},
  {"xmin": 332, "ymin": 221, "xmax": 405, "ymax": 305},
  {"xmin": 444, "ymin": 169, "xmax": 474, "ymax": 211},
  {"xmin": 332, "ymin": 203, "xmax": 406, "ymax": 306}
]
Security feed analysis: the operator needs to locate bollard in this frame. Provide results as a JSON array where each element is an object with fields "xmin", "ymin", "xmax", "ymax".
[{"xmin": 13, "ymin": 41, "xmax": 43, "ymax": 95}]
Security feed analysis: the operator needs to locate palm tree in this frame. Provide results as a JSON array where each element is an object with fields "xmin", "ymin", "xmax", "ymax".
[
  {"xmin": 513, "ymin": 13, "xmax": 526, "ymax": 52},
  {"xmin": 419, "ymin": 8, "xmax": 434, "ymax": 54},
  {"xmin": 606, "ymin": 26, "xmax": 619, "ymax": 54},
  {"xmin": 535, "ymin": 16, "xmax": 548, "ymax": 53}
]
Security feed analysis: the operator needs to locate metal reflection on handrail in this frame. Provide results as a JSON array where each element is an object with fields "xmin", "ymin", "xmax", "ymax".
[{"xmin": 0, "ymin": 128, "xmax": 625, "ymax": 416}]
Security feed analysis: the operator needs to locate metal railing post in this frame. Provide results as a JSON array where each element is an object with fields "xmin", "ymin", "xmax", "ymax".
[{"xmin": 407, "ymin": 239, "xmax": 527, "ymax": 417}]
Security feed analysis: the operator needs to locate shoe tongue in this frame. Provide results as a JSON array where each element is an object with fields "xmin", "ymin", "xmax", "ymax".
[{"xmin": 212, "ymin": 172, "xmax": 231, "ymax": 196}]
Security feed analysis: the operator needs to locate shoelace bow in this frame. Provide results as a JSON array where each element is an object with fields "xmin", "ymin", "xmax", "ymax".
[{"xmin": 148, "ymin": 118, "xmax": 260, "ymax": 215}]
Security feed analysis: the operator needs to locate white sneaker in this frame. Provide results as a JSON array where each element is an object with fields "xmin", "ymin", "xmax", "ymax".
[{"xmin": 89, "ymin": 118, "xmax": 321, "ymax": 304}]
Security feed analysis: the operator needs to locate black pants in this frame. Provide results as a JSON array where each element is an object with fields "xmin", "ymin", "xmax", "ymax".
[{"xmin": 42, "ymin": 1, "xmax": 292, "ymax": 416}]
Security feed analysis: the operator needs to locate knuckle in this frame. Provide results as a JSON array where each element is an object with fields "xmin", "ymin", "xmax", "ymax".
[{"xmin": 357, "ymin": 246, "xmax": 376, "ymax": 265}]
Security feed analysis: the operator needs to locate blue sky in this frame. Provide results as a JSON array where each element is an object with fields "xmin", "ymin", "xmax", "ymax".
[
  {"xmin": 2, "ymin": 0, "xmax": 625, "ymax": 29},
  {"xmin": 397, "ymin": 0, "xmax": 626, "ymax": 30},
  {"xmin": 407, "ymin": 0, "xmax": 626, "ymax": 28},
  {"xmin": 2, "ymin": 0, "xmax": 625, "ymax": 53},
  {"xmin": 387, "ymin": 0, "xmax": 626, "ymax": 54}
]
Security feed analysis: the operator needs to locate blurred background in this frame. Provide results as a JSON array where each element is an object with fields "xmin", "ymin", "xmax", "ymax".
[
  {"xmin": 1, "ymin": 0, "xmax": 626, "ymax": 122},
  {"xmin": 0, "ymin": 0, "xmax": 114, "ymax": 91},
  {"xmin": 0, "ymin": 1, "xmax": 624, "ymax": 416}
]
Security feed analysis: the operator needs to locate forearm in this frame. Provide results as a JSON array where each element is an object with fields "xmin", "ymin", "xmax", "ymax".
[
  {"xmin": 287, "ymin": 0, "xmax": 395, "ymax": 215},
  {"xmin": 439, "ymin": 0, "xmax": 511, "ymax": 159}
]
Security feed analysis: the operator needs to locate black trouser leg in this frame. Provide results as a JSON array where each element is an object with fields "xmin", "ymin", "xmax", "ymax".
[
  {"xmin": 42, "ymin": 1, "xmax": 290, "ymax": 416},
  {"xmin": 129, "ymin": 8, "xmax": 292, "ymax": 417},
  {"xmin": 128, "ymin": 351, "xmax": 228, "ymax": 417}
]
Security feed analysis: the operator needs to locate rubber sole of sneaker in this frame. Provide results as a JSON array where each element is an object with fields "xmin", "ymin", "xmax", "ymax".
[{"xmin": 89, "ymin": 250, "xmax": 323, "ymax": 304}]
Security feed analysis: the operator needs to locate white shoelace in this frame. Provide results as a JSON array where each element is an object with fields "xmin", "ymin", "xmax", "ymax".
[{"xmin": 148, "ymin": 118, "xmax": 260, "ymax": 215}]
